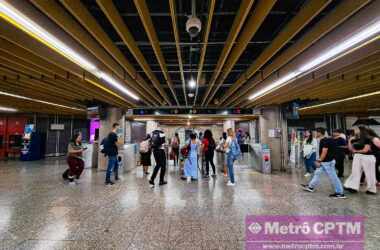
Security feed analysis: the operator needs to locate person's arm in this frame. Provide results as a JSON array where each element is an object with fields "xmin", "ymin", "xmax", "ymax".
[
  {"xmin": 348, "ymin": 137, "xmax": 355, "ymax": 152},
  {"xmin": 372, "ymin": 137, "xmax": 380, "ymax": 149},
  {"xmin": 317, "ymin": 147, "xmax": 328, "ymax": 163}
]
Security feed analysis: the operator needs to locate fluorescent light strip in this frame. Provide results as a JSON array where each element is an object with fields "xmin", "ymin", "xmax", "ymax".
[
  {"xmin": 97, "ymin": 72, "xmax": 139, "ymax": 100},
  {"xmin": 249, "ymin": 18, "xmax": 380, "ymax": 101},
  {"xmin": 0, "ymin": 1, "xmax": 139, "ymax": 101},
  {"xmin": 299, "ymin": 90, "xmax": 380, "ymax": 111},
  {"xmin": 0, "ymin": 91, "xmax": 85, "ymax": 111},
  {"xmin": 0, "ymin": 106, "xmax": 17, "ymax": 112}
]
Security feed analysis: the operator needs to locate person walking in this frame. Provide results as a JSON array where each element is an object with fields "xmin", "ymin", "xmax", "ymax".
[
  {"xmin": 366, "ymin": 128, "xmax": 380, "ymax": 186},
  {"xmin": 202, "ymin": 129, "xmax": 216, "ymax": 178},
  {"xmin": 184, "ymin": 133, "xmax": 199, "ymax": 183},
  {"xmin": 344, "ymin": 127, "xmax": 377, "ymax": 194},
  {"xmin": 301, "ymin": 127, "xmax": 346, "ymax": 199},
  {"xmin": 171, "ymin": 133, "xmax": 180, "ymax": 167},
  {"xmin": 333, "ymin": 129, "xmax": 347, "ymax": 178},
  {"xmin": 63, "ymin": 132, "xmax": 86, "ymax": 185},
  {"xmin": 149, "ymin": 129, "xmax": 167, "ymax": 187},
  {"xmin": 224, "ymin": 128, "xmax": 241, "ymax": 186},
  {"xmin": 104, "ymin": 123, "xmax": 121, "ymax": 185},
  {"xmin": 302, "ymin": 130, "xmax": 318, "ymax": 177},
  {"xmin": 140, "ymin": 134, "xmax": 151, "ymax": 175}
]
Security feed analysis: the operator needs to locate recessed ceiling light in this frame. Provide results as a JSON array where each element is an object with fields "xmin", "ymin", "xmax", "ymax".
[
  {"xmin": 189, "ymin": 79, "xmax": 196, "ymax": 88},
  {"xmin": 0, "ymin": 106, "xmax": 17, "ymax": 112}
]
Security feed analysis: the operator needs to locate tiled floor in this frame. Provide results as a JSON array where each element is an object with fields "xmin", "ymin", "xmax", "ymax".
[{"xmin": 0, "ymin": 158, "xmax": 379, "ymax": 250}]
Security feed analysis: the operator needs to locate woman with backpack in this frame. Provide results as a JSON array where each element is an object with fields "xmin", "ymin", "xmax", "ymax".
[
  {"xmin": 63, "ymin": 132, "xmax": 86, "ymax": 185},
  {"xmin": 202, "ymin": 129, "xmax": 216, "ymax": 178},
  {"xmin": 224, "ymin": 128, "xmax": 241, "ymax": 186},
  {"xmin": 184, "ymin": 133, "xmax": 199, "ymax": 183},
  {"xmin": 171, "ymin": 133, "xmax": 180, "ymax": 167},
  {"xmin": 140, "ymin": 134, "xmax": 151, "ymax": 175}
]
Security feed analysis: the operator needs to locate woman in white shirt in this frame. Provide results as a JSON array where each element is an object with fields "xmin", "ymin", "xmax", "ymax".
[{"xmin": 303, "ymin": 130, "xmax": 318, "ymax": 177}]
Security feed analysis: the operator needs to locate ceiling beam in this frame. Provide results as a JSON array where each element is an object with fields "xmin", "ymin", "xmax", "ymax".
[
  {"xmin": 60, "ymin": 0, "xmax": 162, "ymax": 106},
  {"xmin": 169, "ymin": 0, "xmax": 188, "ymax": 106},
  {"xmin": 31, "ymin": 0, "xmax": 156, "ymax": 106},
  {"xmin": 201, "ymin": 0, "xmax": 255, "ymax": 106},
  {"xmin": 206, "ymin": 0, "xmax": 276, "ymax": 106},
  {"xmin": 193, "ymin": 0, "xmax": 216, "ymax": 106},
  {"xmin": 219, "ymin": 0, "xmax": 331, "ymax": 106},
  {"xmin": 0, "ymin": 19, "xmax": 133, "ymax": 108},
  {"xmin": 133, "ymin": 0, "xmax": 179, "ymax": 106},
  {"xmin": 224, "ymin": 0, "xmax": 371, "ymax": 107}
]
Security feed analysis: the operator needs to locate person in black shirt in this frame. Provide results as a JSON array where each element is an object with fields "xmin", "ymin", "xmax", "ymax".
[
  {"xmin": 302, "ymin": 127, "xmax": 346, "ymax": 199},
  {"xmin": 344, "ymin": 127, "xmax": 377, "ymax": 194},
  {"xmin": 366, "ymin": 128, "xmax": 380, "ymax": 185},
  {"xmin": 333, "ymin": 129, "xmax": 347, "ymax": 178},
  {"xmin": 105, "ymin": 123, "xmax": 120, "ymax": 185}
]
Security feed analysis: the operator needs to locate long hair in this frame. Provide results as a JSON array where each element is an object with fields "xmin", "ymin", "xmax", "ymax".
[
  {"xmin": 71, "ymin": 132, "xmax": 82, "ymax": 145},
  {"xmin": 305, "ymin": 130, "xmax": 313, "ymax": 144},
  {"xmin": 204, "ymin": 129, "xmax": 215, "ymax": 145}
]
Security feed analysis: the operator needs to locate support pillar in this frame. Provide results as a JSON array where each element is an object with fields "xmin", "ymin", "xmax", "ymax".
[
  {"xmin": 258, "ymin": 106, "xmax": 288, "ymax": 172},
  {"xmin": 223, "ymin": 120, "xmax": 235, "ymax": 132},
  {"xmin": 98, "ymin": 107, "xmax": 125, "ymax": 171}
]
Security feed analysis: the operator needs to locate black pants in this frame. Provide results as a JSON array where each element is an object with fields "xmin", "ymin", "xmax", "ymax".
[
  {"xmin": 151, "ymin": 149, "xmax": 166, "ymax": 183},
  {"xmin": 205, "ymin": 151, "xmax": 216, "ymax": 175},
  {"xmin": 376, "ymin": 155, "xmax": 380, "ymax": 182},
  {"xmin": 335, "ymin": 155, "xmax": 345, "ymax": 178}
]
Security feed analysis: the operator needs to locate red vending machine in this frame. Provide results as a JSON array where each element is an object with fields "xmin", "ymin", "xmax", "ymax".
[
  {"xmin": 6, "ymin": 117, "xmax": 26, "ymax": 159},
  {"xmin": 0, "ymin": 117, "xmax": 6, "ymax": 159}
]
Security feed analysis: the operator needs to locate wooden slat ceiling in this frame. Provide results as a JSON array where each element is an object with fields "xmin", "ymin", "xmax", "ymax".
[{"xmin": 0, "ymin": 0, "xmax": 377, "ymax": 115}]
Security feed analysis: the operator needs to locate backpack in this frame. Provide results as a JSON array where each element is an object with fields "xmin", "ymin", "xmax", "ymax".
[
  {"xmin": 208, "ymin": 138, "xmax": 216, "ymax": 152},
  {"xmin": 140, "ymin": 139, "xmax": 150, "ymax": 153},
  {"xmin": 100, "ymin": 137, "xmax": 109, "ymax": 156},
  {"xmin": 151, "ymin": 130, "xmax": 165, "ymax": 149},
  {"xmin": 230, "ymin": 138, "xmax": 241, "ymax": 158}
]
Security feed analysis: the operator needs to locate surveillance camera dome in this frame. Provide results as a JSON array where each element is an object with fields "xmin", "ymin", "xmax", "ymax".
[{"xmin": 186, "ymin": 16, "xmax": 202, "ymax": 38}]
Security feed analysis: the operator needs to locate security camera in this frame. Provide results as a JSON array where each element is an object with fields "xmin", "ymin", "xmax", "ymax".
[{"xmin": 186, "ymin": 16, "xmax": 202, "ymax": 38}]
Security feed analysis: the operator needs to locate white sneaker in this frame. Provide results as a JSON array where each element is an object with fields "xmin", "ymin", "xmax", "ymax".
[
  {"xmin": 304, "ymin": 173, "xmax": 311, "ymax": 178},
  {"xmin": 187, "ymin": 176, "xmax": 191, "ymax": 183},
  {"xmin": 68, "ymin": 181, "xmax": 76, "ymax": 186},
  {"xmin": 75, "ymin": 179, "xmax": 81, "ymax": 184},
  {"xmin": 227, "ymin": 181, "xmax": 236, "ymax": 186}
]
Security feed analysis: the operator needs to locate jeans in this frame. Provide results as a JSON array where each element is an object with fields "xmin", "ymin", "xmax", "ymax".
[
  {"xmin": 227, "ymin": 154, "xmax": 235, "ymax": 183},
  {"xmin": 309, "ymin": 160, "xmax": 344, "ymax": 194},
  {"xmin": 205, "ymin": 151, "xmax": 216, "ymax": 175},
  {"xmin": 304, "ymin": 152, "xmax": 316, "ymax": 173},
  {"xmin": 151, "ymin": 149, "xmax": 166, "ymax": 183},
  {"xmin": 105, "ymin": 155, "xmax": 118, "ymax": 182}
]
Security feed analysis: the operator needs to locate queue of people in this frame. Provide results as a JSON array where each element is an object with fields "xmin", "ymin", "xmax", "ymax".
[{"xmin": 301, "ymin": 126, "xmax": 379, "ymax": 198}]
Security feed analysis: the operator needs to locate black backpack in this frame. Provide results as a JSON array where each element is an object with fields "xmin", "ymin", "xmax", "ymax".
[
  {"xmin": 100, "ymin": 136, "xmax": 110, "ymax": 156},
  {"xmin": 208, "ymin": 138, "xmax": 216, "ymax": 152},
  {"xmin": 151, "ymin": 130, "xmax": 165, "ymax": 149}
]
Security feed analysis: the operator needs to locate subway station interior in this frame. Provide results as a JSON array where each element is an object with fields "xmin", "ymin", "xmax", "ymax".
[{"xmin": 0, "ymin": 0, "xmax": 379, "ymax": 249}]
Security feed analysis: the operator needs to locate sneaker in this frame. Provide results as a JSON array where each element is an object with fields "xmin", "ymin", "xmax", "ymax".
[
  {"xmin": 159, "ymin": 181, "xmax": 168, "ymax": 186},
  {"xmin": 68, "ymin": 181, "xmax": 76, "ymax": 186},
  {"xmin": 304, "ymin": 173, "xmax": 311, "ymax": 178},
  {"xmin": 187, "ymin": 176, "xmax": 191, "ymax": 183},
  {"xmin": 329, "ymin": 193, "xmax": 347, "ymax": 199},
  {"xmin": 227, "ymin": 181, "xmax": 236, "ymax": 186},
  {"xmin": 149, "ymin": 180, "xmax": 154, "ymax": 188},
  {"xmin": 105, "ymin": 181, "xmax": 114, "ymax": 186},
  {"xmin": 344, "ymin": 187, "xmax": 358, "ymax": 193},
  {"xmin": 74, "ymin": 179, "xmax": 81, "ymax": 184},
  {"xmin": 366, "ymin": 191, "xmax": 376, "ymax": 195},
  {"xmin": 204, "ymin": 175, "xmax": 210, "ymax": 179},
  {"xmin": 301, "ymin": 184, "xmax": 314, "ymax": 193}
]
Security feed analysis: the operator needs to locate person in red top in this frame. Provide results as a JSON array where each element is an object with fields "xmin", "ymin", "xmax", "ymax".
[{"xmin": 202, "ymin": 129, "xmax": 216, "ymax": 178}]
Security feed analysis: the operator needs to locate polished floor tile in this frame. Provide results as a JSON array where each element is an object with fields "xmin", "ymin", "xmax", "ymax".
[{"xmin": 0, "ymin": 158, "xmax": 379, "ymax": 249}]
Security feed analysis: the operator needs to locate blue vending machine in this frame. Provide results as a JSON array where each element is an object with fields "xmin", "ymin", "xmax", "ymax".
[{"xmin": 20, "ymin": 124, "xmax": 44, "ymax": 161}]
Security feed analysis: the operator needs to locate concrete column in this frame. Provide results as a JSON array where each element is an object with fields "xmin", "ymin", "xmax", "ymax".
[
  {"xmin": 258, "ymin": 106, "xmax": 287, "ymax": 172},
  {"xmin": 146, "ymin": 120, "xmax": 158, "ymax": 134},
  {"xmin": 98, "ymin": 107, "xmax": 125, "ymax": 171},
  {"xmin": 223, "ymin": 120, "xmax": 235, "ymax": 132}
]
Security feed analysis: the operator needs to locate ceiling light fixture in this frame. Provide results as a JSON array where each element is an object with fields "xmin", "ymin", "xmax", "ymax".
[
  {"xmin": 189, "ymin": 79, "xmax": 196, "ymax": 88},
  {"xmin": 0, "ymin": 106, "xmax": 17, "ymax": 112},
  {"xmin": 0, "ymin": 1, "xmax": 139, "ymax": 101},
  {"xmin": 249, "ymin": 18, "xmax": 380, "ymax": 101},
  {"xmin": 0, "ymin": 91, "xmax": 85, "ymax": 111},
  {"xmin": 299, "ymin": 90, "xmax": 380, "ymax": 111}
]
